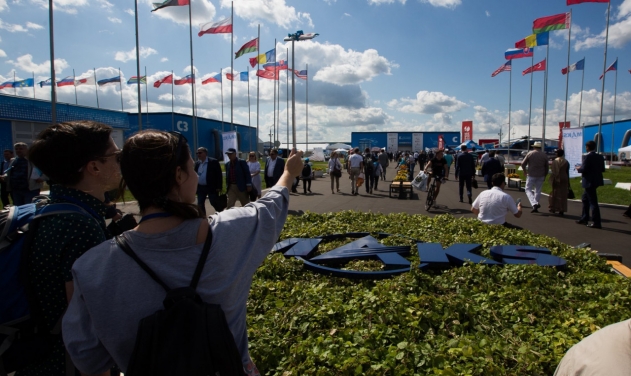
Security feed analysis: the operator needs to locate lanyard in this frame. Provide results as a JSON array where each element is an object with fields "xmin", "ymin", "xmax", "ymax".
[{"xmin": 139, "ymin": 212, "xmax": 172, "ymax": 224}]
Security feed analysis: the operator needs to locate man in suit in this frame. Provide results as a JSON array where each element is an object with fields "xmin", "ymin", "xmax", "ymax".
[
  {"xmin": 224, "ymin": 148, "xmax": 252, "ymax": 209},
  {"xmin": 576, "ymin": 140, "xmax": 605, "ymax": 229},
  {"xmin": 194, "ymin": 147, "xmax": 223, "ymax": 215},
  {"xmin": 481, "ymin": 150, "xmax": 504, "ymax": 189},
  {"xmin": 0, "ymin": 149, "xmax": 13, "ymax": 207},
  {"xmin": 264, "ymin": 148, "xmax": 285, "ymax": 188},
  {"xmin": 455, "ymin": 145, "xmax": 476, "ymax": 204}
]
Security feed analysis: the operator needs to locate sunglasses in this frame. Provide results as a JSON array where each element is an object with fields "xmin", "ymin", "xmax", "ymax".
[{"xmin": 99, "ymin": 150, "xmax": 122, "ymax": 163}]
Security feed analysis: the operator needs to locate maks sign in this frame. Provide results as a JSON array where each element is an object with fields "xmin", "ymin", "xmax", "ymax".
[{"xmin": 273, "ymin": 233, "xmax": 566, "ymax": 280}]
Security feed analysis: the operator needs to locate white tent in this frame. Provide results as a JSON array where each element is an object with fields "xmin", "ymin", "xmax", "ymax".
[
  {"xmin": 326, "ymin": 143, "xmax": 352, "ymax": 150},
  {"xmin": 618, "ymin": 145, "xmax": 631, "ymax": 161},
  {"xmin": 310, "ymin": 147, "xmax": 326, "ymax": 161}
]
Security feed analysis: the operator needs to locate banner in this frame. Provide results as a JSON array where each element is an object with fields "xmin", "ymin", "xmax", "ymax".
[
  {"xmin": 412, "ymin": 133, "xmax": 424, "ymax": 152},
  {"xmin": 438, "ymin": 135, "xmax": 445, "ymax": 150},
  {"xmin": 387, "ymin": 133, "xmax": 398, "ymax": 152},
  {"xmin": 462, "ymin": 121, "xmax": 473, "ymax": 141},
  {"xmin": 222, "ymin": 131, "xmax": 238, "ymax": 163},
  {"xmin": 563, "ymin": 127, "xmax": 583, "ymax": 178},
  {"xmin": 558, "ymin": 122, "xmax": 570, "ymax": 149}
]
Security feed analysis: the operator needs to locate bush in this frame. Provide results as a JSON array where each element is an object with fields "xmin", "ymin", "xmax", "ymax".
[{"xmin": 248, "ymin": 211, "xmax": 631, "ymax": 375}]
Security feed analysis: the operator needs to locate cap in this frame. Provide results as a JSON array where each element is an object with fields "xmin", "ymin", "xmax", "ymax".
[
  {"xmin": 305, "ymin": 158, "xmax": 310, "ymax": 162},
  {"xmin": 225, "ymin": 148, "xmax": 237, "ymax": 154}
]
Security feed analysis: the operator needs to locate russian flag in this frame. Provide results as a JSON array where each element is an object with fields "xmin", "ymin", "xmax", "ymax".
[
  {"xmin": 226, "ymin": 72, "xmax": 248, "ymax": 82},
  {"xmin": 0, "ymin": 81, "xmax": 14, "ymax": 89},
  {"xmin": 293, "ymin": 70, "xmax": 307, "ymax": 80},
  {"xmin": 505, "ymin": 48, "xmax": 533, "ymax": 60},
  {"xmin": 174, "ymin": 74, "xmax": 194, "ymax": 85},
  {"xmin": 57, "ymin": 76, "xmax": 75, "ymax": 87},
  {"xmin": 202, "ymin": 73, "xmax": 222, "ymax": 85},
  {"xmin": 263, "ymin": 60, "xmax": 287, "ymax": 71}
]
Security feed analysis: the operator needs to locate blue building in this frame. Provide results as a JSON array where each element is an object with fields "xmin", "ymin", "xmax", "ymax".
[
  {"xmin": 583, "ymin": 119, "xmax": 631, "ymax": 153},
  {"xmin": 351, "ymin": 131, "xmax": 461, "ymax": 152},
  {"xmin": 0, "ymin": 94, "xmax": 257, "ymax": 159}
]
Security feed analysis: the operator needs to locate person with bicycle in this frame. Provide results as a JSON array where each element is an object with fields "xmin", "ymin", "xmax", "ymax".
[{"xmin": 424, "ymin": 149, "xmax": 448, "ymax": 208}]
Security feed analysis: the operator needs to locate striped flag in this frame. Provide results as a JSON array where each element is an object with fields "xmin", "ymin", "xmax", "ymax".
[
  {"xmin": 249, "ymin": 48, "xmax": 276, "ymax": 68},
  {"xmin": 293, "ymin": 70, "xmax": 307, "ymax": 80},
  {"xmin": 599, "ymin": 58, "xmax": 617, "ymax": 80},
  {"xmin": 151, "ymin": 0, "xmax": 189, "ymax": 12},
  {"xmin": 39, "ymin": 78, "xmax": 52, "ymax": 87},
  {"xmin": 561, "ymin": 58, "xmax": 585, "ymax": 75},
  {"xmin": 202, "ymin": 73, "xmax": 222, "ymax": 84},
  {"xmin": 127, "ymin": 76, "xmax": 147, "ymax": 84},
  {"xmin": 97, "ymin": 76, "xmax": 121, "ymax": 86},
  {"xmin": 522, "ymin": 59, "xmax": 546, "ymax": 76},
  {"xmin": 226, "ymin": 71, "xmax": 249, "ymax": 82},
  {"xmin": 198, "ymin": 17, "xmax": 232, "ymax": 36},
  {"xmin": 0, "ymin": 81, "xmax": 13, "ymax": 89},
  {"xmin": 235, "ymin": 38, "xmax": 258, "ymax": 59},
  {"xmin": 491, "ymin": 61, "xmax": 511, "ymax": 77}
]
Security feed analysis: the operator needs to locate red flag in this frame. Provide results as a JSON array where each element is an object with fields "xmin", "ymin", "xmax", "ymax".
[
  {"xmin": 437, "ymin": 135, "xmax": 444, "ymax": 150},
  {"xmin": 462, "ymin": 121, "xmax": 473, "ymax": 142},
  {"xmin": 249, "ymin": 57, "xmax": 258, "ymax": 68},
  {"xmin": 567, "ymin": 0, "xmax": 609, "ymax": 5},
  {"xmin": 256, "ymin": 70, "xmax": 278, "ymax": 80},
  {"xmin": 523, "ymin": 59, "xmax": 546, "ymax": 76},
  {"xmin": 235, "ymin": 38, "xmax": 258, "ymax": 59},
  {"xmin": 153, "ymin": 74, "xmax": 173, "ymax": 88}
]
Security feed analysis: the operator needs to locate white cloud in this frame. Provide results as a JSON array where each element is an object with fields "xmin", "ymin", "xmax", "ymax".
[
  {"xmin": 617, "ymin": 0, "xmax": 631, "ymax": 20},
  {"xmin": 145, "ymin": 0, "xmax": 216, "ymax": 26},
  {"xmin": 575, "ymin": 2, "xmax": 631, "ymax": 50},
  {"xmin": 108, "ymin": 17, "xmax": 122, "ymax": 23},
  {"xmin": 29, "ymin": 0, "xmax": 88, "ymax": 14},
  {"xmin": 388, "ymin": 91, "xmax": 468, "ymax": 114},
  {"xmin": 0, "ymin": 49, "xmax": 6, "ymax": 58},
  {"xmin": 97, "ymin": 0, "xmax": 113, "ymax": 8},
  {"xmin": 0, "ymin": 0, "xmax": 8, "ymax": 12},
  {"xmin": 344, "ymin": 12, "xmax": 351, "ymax": 17},
  {"xmin": 0, "ymin": 19, "xmax": 27, "ymax": 32},
  {"xmin": 114, "ymin": 47, "xmax": 158, "ymax": 63},
  {"xmin": 7, "ymin": 54, "xmax": 69, "ymax": 74},
  {"xmin": 125, "ymin": 8, "xmax": 134, "ymax": 15},
  {"xmin": 421, "ymin": 0, "xmax": 461, "ymax": 9},
  {"xmin": 221, "ymin": 0, "xmax": 313, "ymax": 29},
  {"xmin": 485, "ymin": 10, "xmax": 490, "ymax": 17},
  {"xmin": 25, "ymin": 21, "xmax": 43, "ymax": 29},
  {"xmin": 368, "ymin": 0, "xmax": 406, "ymax": 5},
  {"xmin": 161, "ymin": 57, "xmax": 168, "ymax": 62}
]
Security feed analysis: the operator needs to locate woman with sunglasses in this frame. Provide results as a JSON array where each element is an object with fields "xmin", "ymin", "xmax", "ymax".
[
  {"xmin": 247, "ymin": 152, "xmax": 262, "ymax": 200},
  {"xmin": 62, "ymin": 130, "xmax": 304, "ymax": 376}
]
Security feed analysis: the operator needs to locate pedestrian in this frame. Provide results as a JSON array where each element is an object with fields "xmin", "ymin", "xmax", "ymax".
[
  {"xmin": 0, "ymin": 149, "xmax": 13, "ymax": 207},
  {"xmin": 328, "ymin": 152, "xmax": 342, "ymax": 194},
  {"xmin": 301, "ymin": 158, "xmax": 312, "ymax": 194},
  {"xmin": 481, "ymin": 150, "xmax": 504, "ymax": 189},
  {"xmin": 2, "ymin": 143, "xmax": 46, "ymax": 206},
  {"xmin": 444, "ymin": 152, "xmax": 454, "ymax": 177},
  {"xmin": 372, "ymin": 160, "xmax": 382, "ymax": 191},
  {"xmin": 576, "ymin": 140, "xmax": 605, "ymax": 229},
  {"xmin": 247, "ymin": 152, "xmax": 262, "ymax": 200},
  {"xmin": 194, "ymin": 147, "xmax": 223, "ymax": 215},
  {"xmin": 455, "ymin": 145, "xmax": 476, "ymax": 204},
  {"xmin": 548, "ymin": 149, "xmax": 569, "ymax": 216},
  {"xmin": 347, "ymin": 147, "xmax": 363, "ymax": 195},
  {"xmin": 378, "ymin": 149, "xmax": 389, "ymax": 181},
  {"xmin": 407, "ymin": 152, "xmax": 416, "ymax": 180},
  {"xmin": 521, "ymin": 142, "xmax": 549, "ymax": 213},
  {"xmin": 363, "ymin": 148, "xmax": 375, "ymax": 194},
  {"xmin": 224, "ymin": 148, "xmax": 252, "ymax": 209},
  {"xmin": 264, "ymin": 149, "xmax": 285, "ymax": 188}
]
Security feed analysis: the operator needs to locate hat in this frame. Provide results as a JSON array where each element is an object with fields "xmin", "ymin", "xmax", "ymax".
[
  {"xmin": 532, "ymin": 142, "xmax": 542, "ymax": 148},
  {"xmin": 225, "ymin": 148, "xmax": 237, "ymax": 154},
  {"xmin": 304, "ymin": 158, "xmax": 309, "ymax": 162}
]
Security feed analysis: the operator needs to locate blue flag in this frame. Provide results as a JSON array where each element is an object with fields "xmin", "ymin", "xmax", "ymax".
[{"xmin": 13, "ymin": 78, "xmax": 34, "ymax": 88}]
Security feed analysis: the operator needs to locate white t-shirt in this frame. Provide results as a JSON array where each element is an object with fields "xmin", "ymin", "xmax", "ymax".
[
  {"xmin": 472, "ymin": 187, "xmax": 519, "ymax": 225},
  {"xmin": 348, "ymin": 154, "xmax": 363, "ymax": 168},
  {"xmin": 554, "ymin": 319, "xmax": 631, "ymax": 376}
]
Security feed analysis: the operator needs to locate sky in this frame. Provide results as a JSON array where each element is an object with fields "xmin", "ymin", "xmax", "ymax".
[{"xmin": 1, "ymin": 0, "xmax": 631, "ymax": 145}]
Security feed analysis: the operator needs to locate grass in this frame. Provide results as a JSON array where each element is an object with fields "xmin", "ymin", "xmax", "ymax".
[{"xmin": 512, "ymin": 165, "xmax": 631, "ymax": 206}]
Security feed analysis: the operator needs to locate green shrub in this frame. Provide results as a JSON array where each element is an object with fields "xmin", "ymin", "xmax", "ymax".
[{"xmin": 247, "ymin": 211, "xmax": 630, "ymax": 375}]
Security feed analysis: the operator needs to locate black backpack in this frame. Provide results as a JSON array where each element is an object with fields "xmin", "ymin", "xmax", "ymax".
[
  {"xmin": 115, "ymin": 227, "xmax": 245, "ymax": 376},
  {"xmin": 301, "ymin": 164, "xmax": 312, "ymax": 178}
]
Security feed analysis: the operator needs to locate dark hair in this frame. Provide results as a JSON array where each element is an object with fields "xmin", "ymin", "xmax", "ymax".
[
  {"xmin": 3, "ymin": 149, "xmax": 13, "ymax": 154},
  {"xmin": 119, "ymin": 130, "xmax": 203, "ymax": 219},
  {"xmin": 491, "ymin": 173, "xmax": 506, "ymax": 187},
  {"xmin": 556, "ymin": 149, "xmax": 565, "ymax": 157},
  {"xmin": 489, "ymin": 150, "xmax": 496, "ymax": 157},
  {"xmin": 460, "ymin": 145, "xmax": 467, "ymax": 151},
  {"xmin": 585, "ymin": 140, "xmax": 596, "ymax": 151},
  {"xmin": 29, "ymin": 121, "xmax": 113, "ymax": 186}
]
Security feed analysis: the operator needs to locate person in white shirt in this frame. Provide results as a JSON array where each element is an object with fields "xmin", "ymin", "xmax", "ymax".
[
  {"xmin": 471, "ymin": 173, "xmax": 522, "ymax": 229},
  {"xmin": 347, "ymin": 147, "xmax": 364, "ymax": 196},
  {"xmin": 479, "ymin": 150, "xmax": 490, "ymax": 166}
]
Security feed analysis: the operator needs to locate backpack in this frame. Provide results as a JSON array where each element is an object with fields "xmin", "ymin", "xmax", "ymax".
[
  {"xmin": 301, "ymin": 164, "xmax": 312, "ymax": 179},
  {"xmin": 0, "ymin": 197, "xmax": 94, "ymax": 375},
  {"xmin": 115, "ymin": 228, "xmax": 246, "ymax": 376},
  {"xmin": 364, "ymin": 155, "xmax": 374, "ymax": 173}
]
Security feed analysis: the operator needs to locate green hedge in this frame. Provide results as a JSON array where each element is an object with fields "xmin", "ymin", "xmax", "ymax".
[{"xmin": 247, "ymin": 211, "xmax": 631, "ymax": 375}]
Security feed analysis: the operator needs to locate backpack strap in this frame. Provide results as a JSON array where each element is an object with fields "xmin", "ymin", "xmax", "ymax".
[{"xmin": 189, "ymin": 225, "xmax": 213, "ymax": 290}]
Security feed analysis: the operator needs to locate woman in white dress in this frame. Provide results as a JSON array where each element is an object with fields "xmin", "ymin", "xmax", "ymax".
[{"xmin": 247, "ymin": 152, "xmax": 262, "ymax": 199}]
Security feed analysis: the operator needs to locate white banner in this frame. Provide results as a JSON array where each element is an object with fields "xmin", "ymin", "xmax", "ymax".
[
  {"xmin": 563, "ymin": 127, "xmax": 583, "ymax": 178},
  {"xmin": 222, "ymin": 131, "xmax": 238, "ymax": 163},
  {"xmin": 387, "ymin": 133, "xmax": 398, "ymax": 152},
  {"xmin": 412, "ymin": 133, "xmax": 423, "ymax": 152}
]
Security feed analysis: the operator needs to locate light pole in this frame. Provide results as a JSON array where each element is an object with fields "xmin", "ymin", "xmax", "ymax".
[{"xmin": 284, "ymin": 30, "xmax": 318, "ymax": 149}]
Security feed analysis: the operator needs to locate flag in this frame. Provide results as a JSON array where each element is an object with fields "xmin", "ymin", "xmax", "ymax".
[
  {"xmin": 523, "ymin": 59, "xmax": 546, "ymax": 75},
  {"xmin": 13, "ymin": 78, "xmax": 34, "ymax": 88},
  {"xmin": 127, "ymin": 76, "xmax": 147, "ymax": 84},
  {"xmin": 256, "ymin": 70, "xmax": 278, "ymax": 80},
  {"xmin": 75, "ymin": 76, "xmax": 95, "ymax": 86},
  {"xmin": 249, "ymin": 48, "xmax": 276, "ymax": 68},
  {"xmin": 202, "ymin": 73, "xmax": 222, "ymax": 84},
  {"xmin": 533, "ymin": 12, "xmax": 571, "ymax": 34},
  {"xmin": 491, "ymin": 61, "xmax": 511, "ymax": 77},
  {"xmin": 226, "ymin": 72, "xmax": 248, "ymax": 81},
  {"xmin": 562, "ymin": 58, "xmax": 585, "ymax": 75},
  {"xmin": 505, "ymin": 48, "xmax": 533, "ymax": 60},
  {"xmin": 153, "ymin": 74, "xmax": 173, "ymax": 88},
  {"xmin": 263, "ymin": 60, "xmax": 287, "ymax": 71},
  {"xmin": 57, "ymin": 76, "xmax": 75, "ymax": 87},
  {"xmin": 198, "ymin": 17, "xmax": 232, "ymax": 36},
  {"xmin": 151, "ymin": 0, "xmax": 189, "ymax": 12},
  {"xmin": 599, "ymin": 59, "xmax": 617, "ymax": 79},
  {"xmin": 515, "ymin": 32, "xmax": 549, "ymax": 49},
  {"xmin": 97, "ymin": 76, "xmax": 121, "ymax": 86},
  {"xmin": 235, "ymin": 38, "xmax": 258, "ymax": 59},
  {"xmin": 174, "ymin": 74, "xmax": 194, "ymax": 85},
  {"xmin": 567, "ymin": 0, "xmax": 609, "ymax": 4},
  {"xmin": 0, "ymin": 81, "xmax": 13, "ymax": 89},
  {"xmin": 293, "ymin": 70, "xmax": 307, "ymax": 80},
  {"xmin": 38, "ymin": 78, "xmax": 52, "ymax": 87}
]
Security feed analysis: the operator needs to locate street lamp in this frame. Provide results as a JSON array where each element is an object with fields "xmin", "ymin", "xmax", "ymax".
[{"xmin": 284, "ymin": 30, "xmax": 318, "ymax": 149}]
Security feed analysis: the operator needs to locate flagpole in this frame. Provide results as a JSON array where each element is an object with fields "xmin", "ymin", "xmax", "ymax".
[
  {"xmin": 306, "ymin": 63, "xmax": 309, "ymax": 153},
  {"xmin": 187, "ymin": 0, "xmax": 197, "ymax": 152},
  {"xmin": 579, "ymin": 57, "xmax": 585, "ymax": 127},
  {"xmin": 13, "ymin": 71, "xmax": 16, "ymax": 96},
  {"xmin": 119, "ymin": 67, "xmax": 124, "ymax": 111},
  {"xmin": 291, "ymin": 37, "xmax": 296, "ymax": 148},
  {"xmin": 171, "ymin": 70, "xmax": 174, "ymax": 130},
  {"xmin": 527, "ymin": 54, "xmax": 534, "ymax": 151},
  {"xmin": 508, "ymin": 63, "xmax": 512, "ymax": 160},
  {"xmin": 286, "ymin": 48, "xmax": 289, "ymax": 147},
  {"xmin": 94, "ymin": 68, "xmax": 99, "ymax": 108},
  {"xmin": 273, "ymin": 39, "xmax": 277, "ymax": 145},
  {"xmin": 542, "ymin": 46, "xmax": 549, "ymax": 151},
  {"xmin": 32, "ymin": 72, "xmax": 35, "ymax": 99},
  {"xmin": 564, "ymin": 9, "xmax": 572, "ymax": 127},
  {"xmin": 48, "ymin": 0, "xmax": 56, "ymax": 124},
  {"xmin": 72, "ymin": 69, "xmax": 77, "ymax": 104},
  {"xmin": 597, "ymin": 1, "xmax": 611, "ymax": 154},
  {"xmin": 230, "ymin": 1, "xmax": 234, "ymax": 132},
  {"xmin": 256, "ymin": 24, "xmax": 260, "ymax": 155},
  {"xmin": 145, "ymin": 66, "xmax": 149, "ymax": 125},
  {"xmin": 277, "ymin": 62, "xmax": 280, "ymax": 146},
  {"xmin": 221, "ymin": 68, "xmax": 224, "ymax": 132},
  {"xmin": 610, "ymin": 58, "xmax": 617, "ymax": 163},
  {"xmin": 134, "ymin": 0, "xmax": 142, "ymax": 131},
  {"xmin": 247, "ymin": 66, "xmax": 251, "ymax": 151}
]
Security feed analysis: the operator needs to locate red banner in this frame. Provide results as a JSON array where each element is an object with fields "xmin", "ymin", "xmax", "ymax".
[
  {"xmin": 462, "ymin": 121, "xmax": 473, "ymax": 141},
  {"xmin": 438, "ymin": 135, "xmax": 445, "ymax": 150},
  {"xmin": 559, "ymin": 122, "xmax": 570, "ymax": 149}
]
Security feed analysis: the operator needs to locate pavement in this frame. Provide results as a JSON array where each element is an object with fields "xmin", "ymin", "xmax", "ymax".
[{"xmin": 118, "ymin": 165, "xmax": 631, "ymax": 267}]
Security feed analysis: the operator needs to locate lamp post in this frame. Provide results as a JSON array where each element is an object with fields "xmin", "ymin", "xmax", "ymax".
[{"xmin": 284, "ymin": 30, "xmax": 318, "ymax": 149}]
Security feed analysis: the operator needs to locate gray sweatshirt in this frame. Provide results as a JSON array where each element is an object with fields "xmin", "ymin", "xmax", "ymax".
[{"xmin": 62, "ymin": 186, "xmax": 289, "ymax": 374}]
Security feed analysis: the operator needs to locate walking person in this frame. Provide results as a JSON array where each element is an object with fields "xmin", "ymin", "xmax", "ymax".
[
  {"xmin": 378, "ymin": 149, "xmax": 389, "ymax": 181},
  {"xmin": 444, "ymin": 152, "xmax": 454, "ymax": 178},
  {"xmin": 328, "ymin": 152, "xmax": 342, "ymax": 194},
  {"xmin": 0, "ymin": 149, "xmax": 13, "ymax": 207},
  {"xmin": 576, "ymin": 140, "xmax": 605, "ymax": 229},
  {"xmin": 347, "ymin": 147, "xmax": 363, "ymax": 195},
  {"xmin": 372, "ymin": 161, "xmax": 383, "ymax": 191},
  {"xmin": 548, "ymin": 149, "xmax": 569, "ymax": 216},
  {"xmin": 363, "ymin": 148, "xmax": 375, "ymax": 194},
  {"xmin": 521, "ymin": 142, "xmax": 549, "ymax": 213},
  {"xmin": 247, "ymin": 152, "xmax": 262, "ymax": 200},
  {"xmin": 481, "ymin": 151, "xmax": 504, "ymax": 189},
  {"xmin": 301, "ymin": 158, "xmax": 312, "ymax": 194},
  {"xmin": 194, "ymin": 147, "xmax": 223, "ymax": 215},
  {"xmin": 224, "ymin": 148, "xmax": 252, "ymax": 209},
  {"xmin": 455, "ymin": 145, "xmax": 476, "ymax": 204},
  {"xmin": 264, "ymin": 149, "xmax": 284, "ymax": 188}
]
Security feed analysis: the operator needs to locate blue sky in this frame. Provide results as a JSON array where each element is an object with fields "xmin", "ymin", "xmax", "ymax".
[{"xmin": 1, "ymin": 0, "xmax": 630, "ymax": 144}]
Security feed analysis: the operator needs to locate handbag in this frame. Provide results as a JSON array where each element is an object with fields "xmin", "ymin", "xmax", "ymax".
[
  {"xmin": 211, "ymin": 194, "xmax": 227, "ymax": 212},
  {"xmin": 471, "ymin": 178, "xmax": 479, "ymax": 189},
  {"xmin": 568, "ymin": 187, "xmax": 575, "ymax": 199},
  {"xmin": 249, "ymin": 187, "xmax": 258, "ymax": 202},
  {"xmin": 356, "ymin": 172, "xmax": 365, "ymax": 187}
]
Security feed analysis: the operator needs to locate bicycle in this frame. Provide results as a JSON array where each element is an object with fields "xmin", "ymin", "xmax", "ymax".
[{"xmin": 425, "ymin": 175, "xmax": 446, "ymax": 211}]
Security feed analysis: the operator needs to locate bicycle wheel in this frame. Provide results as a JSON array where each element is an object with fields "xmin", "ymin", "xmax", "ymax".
[{"xmin": 425, "ymin": 185, "xmax": 434, "ymax": 211}]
